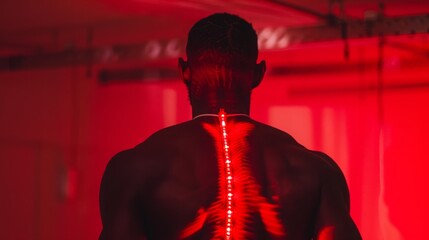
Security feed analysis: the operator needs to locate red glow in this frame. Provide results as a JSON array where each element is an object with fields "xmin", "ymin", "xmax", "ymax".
[
  {"xmin": 317, "ymin": 226, "xmax": 335, "ymax": 240},
  {"xmin": 180, "ymin": 110, "xmax": 285, "ymax": 239},
  {"xmin": 1, "ymin": 14, "xmax": 428, "ymax": 239},
  {"xmin": 219, "ymin": 109, "xmax": 233, "ymax": 239}
]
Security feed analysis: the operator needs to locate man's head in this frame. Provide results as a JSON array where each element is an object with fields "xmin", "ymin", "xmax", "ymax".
[{"xmin": 179, "ymin": 13, "xmax": 265, "ymax": 114}]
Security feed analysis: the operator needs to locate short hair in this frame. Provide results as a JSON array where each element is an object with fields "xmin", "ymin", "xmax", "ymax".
[
  {"xmin": 186, "ymin": 13, "xmax": 258, "ymax": 65},
  {"xmin": 185, "ymin": 13, "xmax": 258, "ymax": 97}
]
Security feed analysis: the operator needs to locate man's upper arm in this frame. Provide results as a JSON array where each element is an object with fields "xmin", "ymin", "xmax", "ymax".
[
  {"xmin": 313, "ymin": 152, "xmax": 362, "ymax": 240},
  {"xmin": 99, "ymin": 150, "xmax": 146, "ymax": 240}
]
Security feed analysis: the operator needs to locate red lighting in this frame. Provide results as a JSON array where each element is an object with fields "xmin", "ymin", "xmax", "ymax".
[
  {"xmin": 219, "ymin": 109, "xmax": 234, "ymax": 239},
  {"xmin": 180, "ymin": 109, "xmax": 285, "ymax": 239}
]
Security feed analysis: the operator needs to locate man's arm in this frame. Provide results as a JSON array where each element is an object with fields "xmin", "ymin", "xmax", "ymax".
[
  {"xmin": 313, "ymin": 152, "xmax": 362, "ymax": 240},
  {"xmin": 99, "ymin": 150, "xmax": 146, "ymax": 240}
]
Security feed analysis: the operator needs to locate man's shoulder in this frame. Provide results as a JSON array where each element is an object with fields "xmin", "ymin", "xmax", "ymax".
[
  {"xmin": 102, "ymin": 146, "xmax": 169, "ymax": 189},
  {"xmin": 251, "ymin": 120, "xmax": 343, "ymax": 174},
  {"xmin": 251, "ymin": 120, "xmax": 299, "ymax": 145},
  {"xmin": 104, "ymin": 148, "xmax": 154, "ymax": 174},
  {"xmin": 109, "ymin": 120, "xmax": 198, "ymax": 166},
  {"xmin": 137, "ymin": 120, "xmax": 196, "ymax": 146}
]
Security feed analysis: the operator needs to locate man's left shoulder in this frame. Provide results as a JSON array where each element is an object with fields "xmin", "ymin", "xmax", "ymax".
[{"xmin": 142, "ymin": 120, "xmax": 195, "ymax": 143}]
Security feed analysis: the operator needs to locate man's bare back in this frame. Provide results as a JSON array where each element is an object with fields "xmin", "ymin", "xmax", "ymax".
[
  {"xmin": 99, "ymin": 12, "xmax": 361, "ymax": 240},
  {"xmin": 99, "ymin": 116, "xmax": 361, "ymax": 239}
]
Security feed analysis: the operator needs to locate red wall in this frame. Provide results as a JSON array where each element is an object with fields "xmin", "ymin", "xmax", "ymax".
[{"xmin": 0, "ymin": 35, "xmax": 428, "ymax": 240}]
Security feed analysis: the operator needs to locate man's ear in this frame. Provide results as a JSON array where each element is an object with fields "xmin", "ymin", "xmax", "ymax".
[
  {"xmin": 178, "ymin": 57, "xmax": 191, "ymax": 87},
  {"xmin": 252, "ymin": 60, "xmax": 266, "ymax": 89}
]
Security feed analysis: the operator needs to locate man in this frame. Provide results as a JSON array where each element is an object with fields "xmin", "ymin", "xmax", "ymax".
[{"xmin": 99, "ymin": 13, "xmax": 362, "ymax": 240}]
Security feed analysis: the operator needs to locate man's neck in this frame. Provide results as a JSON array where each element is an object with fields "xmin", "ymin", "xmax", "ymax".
[
  {"xmin": 192, "ymin": 104, "xmax": 250, "ymax": 118},
  {"xmin": 190, "ymin": 90, "xmax": 252, "ymax": 118}
]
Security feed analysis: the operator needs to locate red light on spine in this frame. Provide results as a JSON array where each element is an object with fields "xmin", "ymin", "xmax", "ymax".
[
  {"xmin": 180, "ymin": 111, "xmax": 286, "ymax": 239},
  {"xmin": 219, "ymin": 109, "xmax": 233, "ymax": 239}
]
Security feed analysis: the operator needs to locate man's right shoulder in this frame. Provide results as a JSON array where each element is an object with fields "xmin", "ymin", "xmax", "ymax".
[
  {"xmin": 253, "ymin": 120, "xmax": 345, "ymax": 173},
  {"xmin": 252, "ymin": 120, "xmax": 301, "ymax": 146}
]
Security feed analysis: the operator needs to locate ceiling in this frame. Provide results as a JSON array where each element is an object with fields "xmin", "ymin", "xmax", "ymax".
[
  {"xmin": 0, "ymin": 0, "xmax": 429, "ymax": 31},
  {"xmin": 0, "ymin": 0, "xmax": 428, "ymax": 69},
  {"xmin": 2, "ymin": 0, "xmax": 428, "ymax": 36}
]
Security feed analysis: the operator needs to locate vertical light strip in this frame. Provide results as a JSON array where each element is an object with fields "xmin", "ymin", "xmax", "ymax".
[{"xmin": 219, "ymin": 109, "xmax": 233, "ymax": 240}]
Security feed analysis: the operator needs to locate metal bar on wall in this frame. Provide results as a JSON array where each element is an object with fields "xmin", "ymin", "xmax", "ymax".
[{"xmin": 0, "ymin": 14, "xmax": 428, "ymax": 72}]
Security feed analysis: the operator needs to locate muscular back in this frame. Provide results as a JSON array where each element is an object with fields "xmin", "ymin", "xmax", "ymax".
[{"xmin": 99, "ymin": 116, "xmax": 361, "ymax": 240}]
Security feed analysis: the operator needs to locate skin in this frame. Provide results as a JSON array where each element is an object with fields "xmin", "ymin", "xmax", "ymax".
[{"xmin": 98, "ymin": 57, "xmax": 362, "ymax": 240}]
